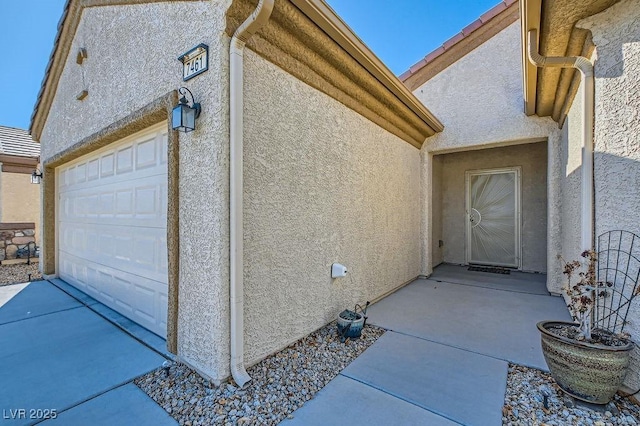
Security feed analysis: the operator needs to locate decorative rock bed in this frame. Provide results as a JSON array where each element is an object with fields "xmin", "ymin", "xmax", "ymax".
[
  {"xmin": 0, "ymin": 263, "xmax": 42, "ymax": 286},
  {"xmin": 135, "ymin": 323, "xmax": 385, "ymax": 426},
  {"xmin": 136, "ymin": 324, "xmax": 640, "ymax": 426},
  {"xmin": 503, "ymin": 364, "xmax": 640, "ymax": 425}
]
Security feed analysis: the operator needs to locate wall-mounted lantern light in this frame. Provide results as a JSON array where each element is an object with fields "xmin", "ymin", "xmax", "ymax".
[
  {"xmin": 31, "ymin": 169, "xmax": 43, "ymax": 185},
  {"xmin": 172, "ymin": 87, "xmax": 202, "ymax": 133}
]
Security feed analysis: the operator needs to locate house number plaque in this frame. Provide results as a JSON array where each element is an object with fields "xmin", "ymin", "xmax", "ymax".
[{"xmin": 179, "ymin": 44, "xmax": 209, "ymax": 81}]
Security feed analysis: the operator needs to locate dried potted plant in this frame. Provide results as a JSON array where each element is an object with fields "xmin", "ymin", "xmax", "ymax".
[{"xmin": 537, "ymin": 250, "xmax": 635, "ymax": 404}]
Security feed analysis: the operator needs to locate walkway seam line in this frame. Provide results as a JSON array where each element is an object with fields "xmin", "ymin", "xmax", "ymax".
[
  {"xmin": 28, "ymin": 376, "xmax": 172, "ymax": 426},
  {"xmin": 338, "ymin": 373, "xmax": 466, "ymax": 425},
  {"xmin": 381, "ymin": 329, "xmax": 545, "ymax": 371},
  {"xmin": 423, "ymin": 277, "xmax": 553, "ymax": 297},
  {"xmin": 47, "ymin": 279, "xmax": 172, "ymax": 360},
  {"xmin": 0, "ymin": 305, "xmax": 83, "ymax": 327}
]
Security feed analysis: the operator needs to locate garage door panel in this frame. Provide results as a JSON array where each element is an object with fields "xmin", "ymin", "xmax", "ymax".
[
  {"xmin": 136, "ymin": 136, "xmax": 159, "ymax": 169},
  {"xmin": 57, "ymin": 125, "xmax": 168, "ymax": 338},
  {"xmin": 59, "ymin": 179, "xmax": 167, "ymax": 227},
  {"xmin": 58, "ymin": 226, "xmax": 167, "ymax": 284},
  {"xmin": 116, "ymin": 146, "xmax": 134, "ymax": 174},
  {"xmin": 60, "ymin": 133, "xmax": 165, "ymax": 189},
  {"xmin": 59, "ymin": 251, "xmax": 167, "ymax": 336}
]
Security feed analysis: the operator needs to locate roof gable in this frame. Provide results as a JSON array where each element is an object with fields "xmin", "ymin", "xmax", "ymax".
[
  {"xmin": 30, "ymin": 0, "xmax": 208, "ymax": 142},
  {"xmin": 32, "ymin": 0, "xmax": 444, "ymax": 148},
  {"xmin": 401, "ymin": 0, "xmax": 519, "ymax": 92}
]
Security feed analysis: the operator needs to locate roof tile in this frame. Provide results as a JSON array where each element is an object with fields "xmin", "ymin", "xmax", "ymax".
[
  {"xmin": 461, "ymin": 19, "xmax": 483, "ymax": 36},
  {"xmin": 398, "ymin": 69, "xmax": 412, "ymax": 80},
  {"xmin": 480, "ymin": 2, "xmax": 507, "ymax": 23},
  {"xmin": 0, "ymin": 126, "xmax": 40, "ymax": 158},
  {"xmin": 443, "ymin": 32, "xmax": 465, "ymax": 50},
  {"xmin": 400, "ymin": 0, "xmax": 518, "ymax": 82},
  {"xmin": 409, "ymin": 59, "xmax": 428, "ymax": 73},
  {"xmin": 424, "ymin": 46, "xmax": 446, "ymax": 64}
]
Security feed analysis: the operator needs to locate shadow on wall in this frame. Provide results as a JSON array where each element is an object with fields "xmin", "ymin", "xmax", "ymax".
[
  {"xmin": 593, "ymin": 153, "xmax": 640, "ymax": 243},
  {"xmin": 589, "ymin": 25, "xmax": 640, "ymax": 80},
  {"xmin": 592, "ymin": 152, "xmax": 640, "ymax": 391}
]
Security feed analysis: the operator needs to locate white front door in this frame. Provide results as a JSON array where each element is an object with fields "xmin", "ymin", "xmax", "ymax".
[
  {"xmin": 465, "ymin": 167, "xmax": 521, "ymax": 268},
  {"xmin": 57, "ymin": 123, "xmax": 169, "ymax": 337}
]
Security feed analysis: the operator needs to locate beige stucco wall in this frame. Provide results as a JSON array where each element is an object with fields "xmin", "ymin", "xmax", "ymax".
[
  {"xmin": 559, "ymin": 78, "xmax": 584, "ymax": 268},
  {"xmin": 578, "ymin": 0, "xmax": 640, "ymax": 391},
  {"xmin": 0, "ymin": 171, "xmax": 41, "ymax": 243},
  {"xmin": 414, "ymin": 21, "xmax": 562, "ymax": 287},
  {"xmin": 38, "ymin": 0, "xmax": 424, "ymax": 382},
  {"xmin": 431, "ymin": 155, "xmax": 444, "ymax": 267},
  {"xmin": 434, "ymin": 143, "xmax": 548, "ymax": 272},
  {"xmin": 242, "ymin": 50, "xmax": 422, "ymax": 364},
  {"xmin": 38, "ymin": 1, "xmax": 233, "ymax": 382}
]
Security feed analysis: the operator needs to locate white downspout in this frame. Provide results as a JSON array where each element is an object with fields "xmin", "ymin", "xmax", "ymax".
[
  {"xmin": 229, "ymin": 0, "xmax": 274, "ymax": 388},
  {"xmin": 527, "ymin": 29, "xmax": 595, "ymax": 251}
]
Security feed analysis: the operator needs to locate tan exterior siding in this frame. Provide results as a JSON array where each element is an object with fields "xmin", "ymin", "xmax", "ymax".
[
  {"xmin": 242, "ymin": 50, "xmax": 422, "ymax": 364},
  {"xmin": 38, "ymin": 0, "xmax": 424, "ymax": 382},
  {"xmin": 416, "ymin": 23, "xmax": 558, "ymax": 154},
  {"xmin": 0, "ymin": 172, "xmax": 41, "ymax": 244},
  {"xmin": 431, "ymin": 155, "xmax": 444, "ymax": 267}
]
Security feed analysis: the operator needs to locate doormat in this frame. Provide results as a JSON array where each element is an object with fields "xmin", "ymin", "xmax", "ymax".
[{"xmin": 468, "ymin": 266, "xmax": 511, "ymax": 275}]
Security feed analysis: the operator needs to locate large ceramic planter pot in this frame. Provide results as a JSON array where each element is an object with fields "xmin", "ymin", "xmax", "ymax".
[{"xmin": 538, "ymin": 320, "xmax": 634, "ymax": 404}]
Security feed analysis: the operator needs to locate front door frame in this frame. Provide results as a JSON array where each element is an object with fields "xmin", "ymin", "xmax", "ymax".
[{"xmin": 465, "ymin": 166, "xmax": 522, "ymax": 269}]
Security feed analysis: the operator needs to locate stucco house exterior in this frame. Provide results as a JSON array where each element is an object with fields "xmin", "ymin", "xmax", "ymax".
[
  {"xmin": 32, "ymin": 0, "xmax": 640, "ymax": 391},
  {"xmin": 30, "ymin": 0, "xmax": 442, "ymax": 385},
  {"xmin": 0, "ymin": 126, "xmax": 41, "ymax": 260},
  {"xmin": 401, "ymin": 0, "xmax": 640, "ymax": 391}
]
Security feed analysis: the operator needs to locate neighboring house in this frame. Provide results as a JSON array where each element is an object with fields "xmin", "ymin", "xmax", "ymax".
[
  {"xmin": 30, "ymin": 0, "xmax": 640, "ymax": 391},
  {"xmin": 0, "ymin": 126, "xmax": 41, "ymax": 260},
  {"xmin": 401, "ymin": 0, "xmax": 640, "ymax": 390}
]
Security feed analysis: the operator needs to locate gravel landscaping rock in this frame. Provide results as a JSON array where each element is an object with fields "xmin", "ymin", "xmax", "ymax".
[
  {"xmin": 503, "ymin": 364, "xmax": 640, "ymax": 425},
  {"xmin": 0, "ymin": 263, "xmax": 42, "ymax": 286},
  {"xmin": 135, "ymin": 322, "xmax": 385, "ymax": 426},
  {"xmin": 137, "ymin": 322, "xmax": 640, "ymax": 425}
]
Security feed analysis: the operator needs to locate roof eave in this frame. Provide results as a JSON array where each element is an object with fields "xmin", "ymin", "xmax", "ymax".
[
  {"xmin": 31, "ymin": 0, "xmax": 444, "ymax": 145},
  {"xmin": 30, "ymin": 0, "xmax": 73, "ymax": 142},
  {"xmin": 290, "ymin": 0, "xmax": 444, "ymax": 134},
  {"xmin": 400, "ymin": 0, "xmax": 520, "ymax": 92}
]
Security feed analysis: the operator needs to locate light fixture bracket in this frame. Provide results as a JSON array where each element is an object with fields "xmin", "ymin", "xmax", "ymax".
[
  {"xmin": 172, "ymin": 87, "xmax": 202, "ymax": 133},
  {"xmin": 31, "ymin": 169, "xmax": 43, "ymax": 185}
]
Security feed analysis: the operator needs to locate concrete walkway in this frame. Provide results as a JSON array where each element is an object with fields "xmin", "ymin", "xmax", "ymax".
[
  {"xmin": 0, "ymin": 280, "xmax": 176, "ymax": 426},
  {"xmin": 283, "ymin": 265, "xmax": 571, "ymax": 426}
]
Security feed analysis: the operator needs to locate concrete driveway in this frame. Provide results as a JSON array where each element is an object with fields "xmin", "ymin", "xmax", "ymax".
[
  {"xmin": 0, "ymin": 279, "xmax": 176, "ymax": 426},
  {"xmin": 283, "ymin": 265, "xmax": 571, "ymax": 426}
]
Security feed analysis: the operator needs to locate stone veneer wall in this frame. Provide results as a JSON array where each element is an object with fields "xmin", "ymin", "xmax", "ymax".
[{"xmin": 0, "ymin": 223, "xmax": 37, "ymax": 261}]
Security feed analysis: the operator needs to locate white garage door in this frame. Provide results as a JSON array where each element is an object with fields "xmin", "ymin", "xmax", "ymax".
[{"xmin": 57, "ymin": 124, "xmax": 169, "ymax": 337}]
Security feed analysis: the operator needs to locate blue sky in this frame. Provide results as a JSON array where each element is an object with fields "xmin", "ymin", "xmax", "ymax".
[
  {"xmin": 327, "ymin": 0, "xmax": 498, "ymax": 73},
  {"xmin": 0, "ymin": 0, "xmax": 66, "ymax": 131},
  {"xmin": 0, "ymin": 0, "xmax": 497, "ymax": 132}
]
